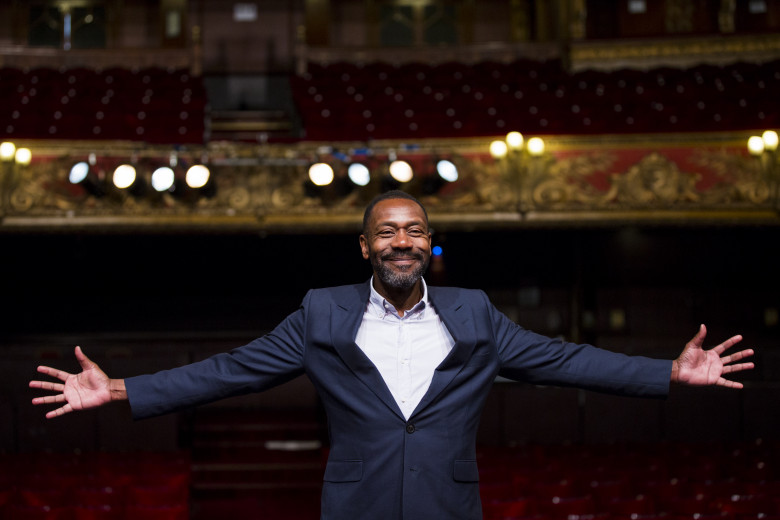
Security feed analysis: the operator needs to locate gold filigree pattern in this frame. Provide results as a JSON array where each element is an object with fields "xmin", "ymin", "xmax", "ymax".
[
  {"xmin": 1, "ymin": 134, "xmax": 778, "ymax": 230},
  {"xmin": 605, "ymin": 152, "xmax": 700, "ymax": 206}
]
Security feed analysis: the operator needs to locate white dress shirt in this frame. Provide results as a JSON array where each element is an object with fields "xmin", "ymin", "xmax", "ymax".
[{"xmin": 354, "ymin": 278, "xmax": 455, "ymax": 420}]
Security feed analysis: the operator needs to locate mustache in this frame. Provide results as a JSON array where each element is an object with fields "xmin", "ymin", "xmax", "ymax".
[{"xmin": 381, "ymin": 252, "xmax": 424, "ymax": 261}]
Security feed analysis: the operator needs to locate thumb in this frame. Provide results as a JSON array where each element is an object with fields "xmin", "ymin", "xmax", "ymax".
[
  {"xmin": 689, "ymin": 324, "xmax": 707, "ymax": 349},
  {"xmin": 74, "ymin": 346, "xmax": 95, "ymax": 371}
]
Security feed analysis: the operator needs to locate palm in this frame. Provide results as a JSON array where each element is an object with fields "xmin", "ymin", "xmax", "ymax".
[
  {"xmin": 675, "ymin": 325, "xmax": 754, "ymax": 389},
  {"xmin": 677, "ymin": 346, "xmax": 722, "ymax": 385},
  {"xmin": 63, "ymin": 367, "xmax": 111, "ymax": 411},
  {"xmin": 30, "ymin": 346, "xmax": 113, "ymax": 418}
]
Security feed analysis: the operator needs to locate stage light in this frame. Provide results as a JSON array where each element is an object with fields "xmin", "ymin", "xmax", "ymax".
[
  {"xmin": 309, "ymin": 162, "xmax": 334, "ymax": 186},
  {"xmin": 489, "ymin": 140, "xmax": 508, "ymax": 159},
  {"xmin": 506, "ymin": 131, "xmax": 524, "ymax": 150},
  {"xmin": 69, "ymin": 161, "xmax": 90, "ymax": 184},
  {"xmin": 432, "ymin": 245, "xmax": 443, "ymax": 256},
  {"xmin": 151, "ymin": 166, "xmax": 175, "ymax": 192},
  {"xmin": 68, "ymin": 159, "xmax": 105, "ymax": 196},
  {"xmin": 763, "ymin": 130, "xmax": 778, "ymax": 151},
  {"xmin": 186, "ymin": 164, "xmax": 210, "ymax": 188},
  {"xmin": 527, "ymin": 137, "xmax": 545, "ymax": 156},
  {"xmin": 0, "ymin": 142, "xmax": 16, "ymax": 161},
  {"xmin": 389, "ymin": 160, "xmax": 413, "ymax": 182},
  {"xmin": 113, "ymin": 164, "xmax": 137, "ymax": 189},
  {"xmin": 748, "ymin": 136, "xmax": 765, "ymax": 155},
  {"xmin": 348, "ymin": 163, "xmax": 371, "ymax": 186},
  {"xmin": 436, "ymin": 160, "xmax": 458, "ymax": 182},
  {"xmin": 15, "ymin": 148, "xmax": 31, "ymax": 165}
]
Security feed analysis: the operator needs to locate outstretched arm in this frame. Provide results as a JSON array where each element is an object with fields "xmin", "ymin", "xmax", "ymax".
[
  {"xmin": 671, "ymin": 324, "xmax": 754, "ymax": 389},
  {"xmin": 29, "ymin": 346, "xmax": 127, "ymax": 419}
]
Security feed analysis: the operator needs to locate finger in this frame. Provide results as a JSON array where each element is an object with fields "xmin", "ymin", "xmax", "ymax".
[
  {"xmin": 36, "ymin": 365, "xmax": 73, "ymax": 382},
  {"xmin": 716, "ymin": 377, "xmax": 744, "ymax": 390},
  {"xmin": 721, "ymin": 361, "xmax": 755, "ymax": 374},
  {"xmin": 32, "ymin": 394, "xmax": 67, "ymax": 406},
  {"xmin": 720, "ymin": 348, "xmax": 754, "ymax": 364},
  {"xmin": 689, "ymin": 324, "xmax": 707, "ymax": 348},
  {"xmin": 45, "ymin": 404, "xmax": 73, "ymax": 419},
  {"xmin": 712, "ymin": 335, "xmax": 744, "ymax": 355},
  {"xmin": 29, "ymin": 380, "xmax": 65, "ymax": 392},
  {"xmin": 75, "ymin": 346, "xmax": 94, "ymax": 371}
]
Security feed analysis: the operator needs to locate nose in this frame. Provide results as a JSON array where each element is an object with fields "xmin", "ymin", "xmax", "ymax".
[{"xmin": 391, "ymin": 229, "xmax": 412, "ymax": 249}]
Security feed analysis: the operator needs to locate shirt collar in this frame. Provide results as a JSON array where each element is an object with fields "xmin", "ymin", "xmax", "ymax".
[{"xmin": 367, "ymin": 276, "xmax": 428, "ymax": 318}]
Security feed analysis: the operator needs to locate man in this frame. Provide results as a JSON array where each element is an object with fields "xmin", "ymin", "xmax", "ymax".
[{"xmin": 31, "ymin": 190, "xmax": 754, "ymax": 519}]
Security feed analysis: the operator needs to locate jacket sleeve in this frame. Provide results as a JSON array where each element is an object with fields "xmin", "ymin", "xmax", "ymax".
[
  {"xmin": 125, "ymin": 292, "xmax": 309, "ymax": 419},
  {"xmin": 483, "ymin": 291, "xmax": 672, "ymax": 398}
]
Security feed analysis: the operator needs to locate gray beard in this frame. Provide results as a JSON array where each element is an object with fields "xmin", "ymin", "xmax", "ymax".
[{"xmin": 372, "ymin": 256, "xmax": 429, "ymax": 290}]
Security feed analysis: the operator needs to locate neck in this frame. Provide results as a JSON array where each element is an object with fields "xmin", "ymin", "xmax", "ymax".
[{"xmin": 372, "ymin": 278, "xmax": 423, "ymax": 317}]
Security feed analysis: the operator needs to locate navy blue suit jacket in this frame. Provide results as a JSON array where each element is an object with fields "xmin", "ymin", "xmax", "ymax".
[{"xmin": 126, "ymin": 281, "xmax": 672, "ymax": 519}]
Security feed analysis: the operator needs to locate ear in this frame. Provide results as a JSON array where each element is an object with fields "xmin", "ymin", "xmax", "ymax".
[{"xmin": 359, "ymin": 234, "xmax": 370, "ymax": 259}]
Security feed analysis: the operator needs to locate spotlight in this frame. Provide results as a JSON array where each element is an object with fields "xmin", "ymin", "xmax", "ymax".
[
  {"xmin": 186, "ymin": 164, "xmax": 210, "ymax": 189},
  {"xmin": 389, "ymin": 160, "xmax": 413, "ymax": 183},
  {"xmin": 69, "ymin": 162, "xmax": 90, "ymax": 184},
  {"xmin": 308, "ymin": 162, "xmax": 334, "ymax": 186},
  {"xmin": 432, "ymin": 245, "xmax": 443, "ymax": 256},
  {"xmin": 113, "ymin": 163, "xmax": 147, "ymax": 197},
  {"xmin": 436, "ymin": 160, "xmax": 458, "ymax": 182},
  {"xmin": 68, "ymin": 160, "xmax": 105, "ymax": 196},
  {"xmin": 151, "ymin": 166, "xmax": 175, "ymax": 192},
  {"xmin": 113, "ymin": 164, "xmax": 137, "ymax": 189},
  {"xmin": 347, "ymin": 163, "xmax": 371, "ymax": 186}
]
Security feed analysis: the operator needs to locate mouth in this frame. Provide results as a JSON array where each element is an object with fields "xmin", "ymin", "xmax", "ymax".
[
  {"xmin": 382, "ymin": 255, "xmax": 421, "ymax": 268},
  {"xmin": 384, "ymin": 255, "xmax": 420, "ymax": 262}
]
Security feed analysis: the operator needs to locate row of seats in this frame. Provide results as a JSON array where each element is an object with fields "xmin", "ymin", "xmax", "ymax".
[
  {"xmin": 291, "ymin": 59, "xmax": 780, "ymax": 140},
  {"xmin": 1, "ymin": 440, "xmax": 776, "ymax": 519},
  {"xmin": 478, "ymin": 440, "xmax": 780, "ymax": 520},
  {"xmin": 0, "ymin": 452, "xmax": 190, "ymax": 520},
  {"xmin": 0, "ymin": 66, "xmax": 207, "ymax": 144}
]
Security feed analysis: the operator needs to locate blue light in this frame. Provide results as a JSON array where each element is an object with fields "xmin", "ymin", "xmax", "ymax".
[{"xmin": 432, "ymin": 246, "xmax": 443, "ymax": 256}]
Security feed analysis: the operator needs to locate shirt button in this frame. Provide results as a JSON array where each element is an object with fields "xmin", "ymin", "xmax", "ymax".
[{"xmin": 406, "ymin": 423, "xmax": 416, "ymax": 434}]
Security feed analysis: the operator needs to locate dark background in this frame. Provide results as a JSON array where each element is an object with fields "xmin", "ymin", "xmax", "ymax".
[{"xmin": 3, "ymin": 225, "xmax": 779, "ymax": 347}]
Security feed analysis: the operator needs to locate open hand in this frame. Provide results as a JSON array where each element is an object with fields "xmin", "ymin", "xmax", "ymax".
[
  {"xmin": 29, "ymin": 346, "xmax": 115, "ymax": 419},
  {"xmin": 672, "ymin": 325, "xmax": 755, "ymax": 389}
]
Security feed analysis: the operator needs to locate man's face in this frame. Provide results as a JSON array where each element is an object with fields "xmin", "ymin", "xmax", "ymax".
[{"xmin": 360, "ymin": 198, "xmax": 432, "ymax": 291}]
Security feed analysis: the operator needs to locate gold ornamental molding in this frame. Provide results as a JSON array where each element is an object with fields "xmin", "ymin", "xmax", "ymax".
[
  {"xmin": 1, "ymin": 131, "xmax": 778, "ymax": 233},
  {"xmin": 570, "ymin": 34, "xmax": 780, "ymax": 71}
]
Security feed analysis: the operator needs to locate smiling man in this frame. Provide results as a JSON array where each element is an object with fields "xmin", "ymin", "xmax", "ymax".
[
  {"xmin": 360, "ymin": 192, "xmax": 432, "ymax": 313},
  {"xmin": 31, "ymin": 190, "xmax": 754, "ymax": 520}
]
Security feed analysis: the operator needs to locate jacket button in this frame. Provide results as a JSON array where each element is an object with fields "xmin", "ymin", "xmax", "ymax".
[{"xmin": 406, "ymin": 423, "xmax": 416, "ymax": 434}]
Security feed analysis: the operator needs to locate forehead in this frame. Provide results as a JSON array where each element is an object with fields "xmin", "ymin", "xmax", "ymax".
[{"xmin": 367, "ymin": 198, "xmax": 427, "ymax": 228}]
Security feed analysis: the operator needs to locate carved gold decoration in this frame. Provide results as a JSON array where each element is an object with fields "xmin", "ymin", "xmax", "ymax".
[
  {"xmin": 692, "ymin": 148, "xmax": 771, "ymax": 205},
  {"xmin": 1, "ymin": 133, "xmax": 778, "ymax": 232},
  {"xmin": 571, "ymin": 34, "xmax": 780, "ymax": 71},
  {"xmin": 605, "ymin": 152, "xmax": 700, "ymax": 206}
]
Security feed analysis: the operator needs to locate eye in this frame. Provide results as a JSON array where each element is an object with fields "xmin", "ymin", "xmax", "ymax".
[
  {"xmin": 376, "ymin": 230, "xmax": 395, "ymax": 238},
  {"xmin": 407, "ymin": 228, "xmax": 426, "ymax": 237}
]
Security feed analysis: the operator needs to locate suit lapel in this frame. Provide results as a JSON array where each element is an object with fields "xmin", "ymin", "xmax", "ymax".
[
  {"xmin": 412, "ymin": 287, "xmax": 477, "ymax": 417},
  {"xmin": 329, "ymin": 281, "xmax": 405, "ymax": 419}
]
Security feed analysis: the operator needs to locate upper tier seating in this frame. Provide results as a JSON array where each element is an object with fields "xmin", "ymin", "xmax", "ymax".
[
  {"xmin": 0, "ymin": 66, "xmax": 207, "ymax": 144},
  {"xmin": 291, "ymin": 59, "xmax": 780, "ymax": 141}
]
